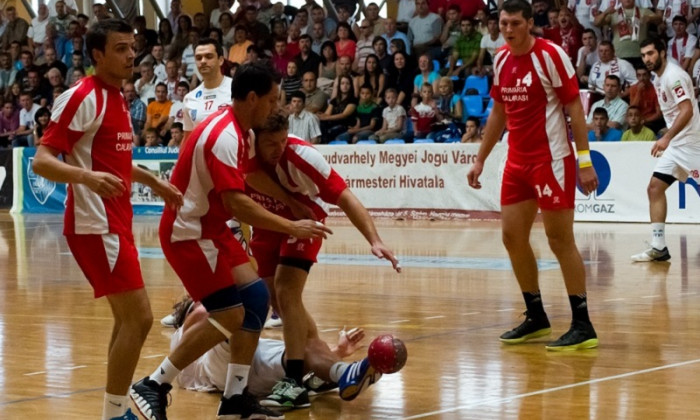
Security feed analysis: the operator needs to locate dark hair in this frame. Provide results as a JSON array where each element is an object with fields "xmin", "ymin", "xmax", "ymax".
[
  {"xmin": 466, "ymin": 116, "xmax": 481, "ymax": 127},
  {"xmin": 72, "ymin": 50, "xmax": 83, "ymax": 58},
  {"xmin": 593, "ymin": 107, "xmax": 609, "ymax": 118},
  {"xmin": 335, "ymin": 74, "xmax": 356, "ymax": 102},
  {"xmin": 208, "ymin": 27, "xmax": 223, "ymax": 41},
  {"xmin": 605, "ymin": 74, "xmax": 621, "ymax": 86},
  {"xmin": 336, "ymin": 22, "xmax": 357, "ymax": 41},
  {"xmin": 627, "ymin": 105, "xmax": 640, "ymax": 112},
  {"xmin": 177, "ymin": 81, "xmax": 190, "ymax": 90},
  {"xmin": 257, "ymin": 112, "xmax": 289, "ymax": 135},
  {"xmin": 171, "ymin": 122, "xmax": 184, "ymax": 131},
  {"xmin": 34, "ymin": 107, "xmax": 51, "ymax": 125},
  {"xmin": 234, "ymin": 24, "xmax": 247, "ymax": 33},
  {"xmin": 599, "ymin": 40, "xmax": 615, "ymax": 51},
  {"xmin": 155, "ymin": 82, "xmax": 168, "ymax": 90},
  {"xmin": 86, "ymin": 19, "xmax": 134, "ymax": 63},
  {"xmin": 246, "ymin": 44, "xmax": 259, "ymax": 54},
  {"xmin": 501, "ymin": 0, "xmax": 533, "ymax": 20},
  {"xmin": 447, "ymin": 4, "xmax": 461, "ymax": 13},
  {"xmin": 672, "ymin": 15, "xmax": 688, "ymax": 24},
  {"xmin": 359, "ymin": 84, "xmax": 374, "ymax": 94},
  {"xmin": 363, "ymin": 54, "xmax": 382, "ymax": 96},
  {"xmin": 390, "ymin": 38, "xmax": 406, "ymax": 53},
  {"xmin": 320, "ymin": 40, "xmax": 337, "ymax": 64},
  {"xmin": 299, "ymin": 34, "xmax": 312, "ymax": 42},
  {"xmin": 487, "ymin": 13, "xmax": 499, "ymax": 23},
  {"xmin": 640, "ymin": 37, "xmax": 666, "ymax": 55},
  {"xmin": 372, "ymin": 36, "xmax": 387, "ymax": 48},
  {"xmin": 196, "ymin": 37, "xmax": 224, "ymax": 57},
  {"xmin": 245, "ymin": 5, "xmax": 257, "ymax": 13},
  {"xmin": 582, "ymin": 28, "xmax": 597, "ymax": 38},
  {"xmin": 77, "ymin": 13, "xmax": 89, "ymax": 21},
  {"xmin": 231, "ymin": 63, "xmax": 281, "ymax": 100},
  {"xmin": 289, "ymin": 90, "xmax": 306, "ymax": 103}
]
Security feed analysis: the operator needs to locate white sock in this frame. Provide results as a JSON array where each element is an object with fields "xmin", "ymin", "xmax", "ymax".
[
  {"xmin": 329, "ymin": 361, "xmax": 350, "ymax": 383},
  {"xmin": 651, "ymin": 223, "xmax": 666, "ymax": 249},
  {"xmin": 150, "ymin": 357, "xmax": 180, "ymax": 385},
  {"xmin": 224, "ymin": 363, "xmax": 250, "ymax": 398},
  {"xmin": 102, "ymin": 392, "xmax": 128, "ymax": 420}
]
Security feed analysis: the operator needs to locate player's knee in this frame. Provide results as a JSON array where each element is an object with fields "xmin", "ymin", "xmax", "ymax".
[
  {"xmin": 239, "ymin": 279, "xmax": 270, "ymax": 332},
  {"xmin": 201, "ymin": 285, "xmax": 245, "ymax": 334},
  {"xmin": 502, "ymin": 230, "xmax": 526, "ymax": 251}
]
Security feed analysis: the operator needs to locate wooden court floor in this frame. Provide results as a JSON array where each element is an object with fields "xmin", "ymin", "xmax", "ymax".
[{"xmin": 2, "ymin": 212, "xmax": 700, "ymax": 419}]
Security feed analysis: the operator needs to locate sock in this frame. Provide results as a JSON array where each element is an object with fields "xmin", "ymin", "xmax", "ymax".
[
  {"xmin": 522, "ymin": 291, "xmax": 546, "ymax": 319},
  {"xmin": 150, "ymin": 357, "xmax": 180, "ymax": 385},
  {"xmin": 651, "ymin": 223, "xmax": 666, "ymax": 249},
  {"xmin": 224, "ymin": 363, "xmax": 250, "ymax": 398},
  {"xmin": 102, "ymin": 392, "xmax": 128, "ymax": 420},
  {"xmin": 569, "ymin": 293, "xmax": 591, "ymax": 324},
  {"xmin": 285, "ymin": 359, "xmax": 304, "ymax": 385},
  {"xmin": 329, "ymin": 361, "xmax": 350, "ymax": 383}
]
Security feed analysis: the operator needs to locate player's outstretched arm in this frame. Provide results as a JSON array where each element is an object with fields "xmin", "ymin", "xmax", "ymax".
[
  {"xmin": 331, "ymin": 327, "xmax": 366, "ymax": 358},
  {"xmin": 33, "ymin": 145, "xmax": 126, "ymax": 198},
  {"xmin": 222, "ymin": 190, "xmax": 332, "ymax": 239},
  {"xmin": 565, "ymin": 97, "xmax": 598, "ymax": 195},
  {"xmin": 132, "ymin": 165, "xmax": 184, "ymax": 210},
  {"xmin": 336, "ymin": 189, "xmax": 401, "ymax": 273},
  {"xmin": 245, "ymin": 170, "xmax": 316, "ymax": 220},
  {"xmin": 467, "ymin": 101, "xmax": 506, "ymax": 190}
]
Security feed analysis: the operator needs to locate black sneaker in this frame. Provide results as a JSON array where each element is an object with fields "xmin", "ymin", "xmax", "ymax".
[
  {"xmin": 259, "ymin": 377, "xmax": 310, "ymax": 409},
  {"xmin": 130, "ymin": 376, "xmax": 171, "ymax": 420},
  {"xmin": 499, "ymin": 312, "xmax": 552, "ymax": 344},
  {"xmin": 303, "ymin": 373, "xmax": 338, "ymax": 396},
  {"xmin": 217, "ymin": 392, "xmax": 285, "ymax": 420},
  {"xmin": 546, "ymin": 320, "xmax": 599, "ymax": 351}
]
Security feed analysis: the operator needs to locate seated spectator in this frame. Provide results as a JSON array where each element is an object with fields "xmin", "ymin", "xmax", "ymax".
[
  {"xmin": 310, "ymin": 4, "xmax": 335, "ymax": 41},
  {"xmin": 51, "ymin": 86, "xmax": 66, "ymax": 109},
  {"xmin": 135, "ymin": 61, "xmax": 159, "ymax": 104},
  {"xmin": 354, "ymin": 19, "xmax": 377, "ymax": 72},
  {"xmin": 168, "ymin": 122, "xmax": 184, "ymax": 148},
  {"xmin": 134, "ymin": 15, "xmax": 158, "ymax": 47},
  {"xmin": 409, "ymin": 0, "xmax": 444, "ymax": 58},
  {"xmin": 219, "ymin": 12, "xmax": 236, "ymax": 51},
  {"xmin": 335, "ymin": 22, "xmax": 357, "ymax": 63},
  {"xmin": 331, "ymin": 55, "xmax": 354, "ymax": 99},
  {"xmin": 396, "ymin": 0, "xmax": 416, "ymax": 33},
  {"xmin": 587, "ymin": 75, "xmax": 628, "ymax": 129},
  {"xmin": 414, "ymin": 54, "xmax": 440, "ymax": 102},
  {"xmin": 0, "ymin": 53, "xmax": 17, "ymax": 93},
  {"xmin": 310, "ymin": 22, "xmax": 329, "ymax": 55},
  {"xmin": 33, "ymin": 107, "xmax": 51, "ymax": 146},
  {"xmin": 15, "ymin": 50, "xmax": 36, "ymax": 90},
  {"xmin": 287, "ymin": 24, "xmax": 302, "ymax": 57},
  {"xmin": 588, "ymin": 108, "xmax": 622, "ymax": 141},
  {"xmin": 167, "ymin": 81, "xmax": 190, "ymax": 127},
  {"xmin": 439, "ymin": 5, "xmax": 463, "ymax": 62},
  {"xmin": 295, "ymin": 34, "xmax": 322, "ymax": 77},
  {"xmin": 373, "ymin": 36, "xmax": 392, "ymax": 74},
  {"xmin": 667, "ymin": 16, "xmax": 696, "ymax": 71},
  {"xmin": 1, "ymin": 6, "xmax": 29, "ymax": 51},
  {"xmin": 593, "ymin": 0, "xmax": 658, "ymax": 69},
  {"xmin": 228, "ymin": 25, "xmax": 252, "ymax": 65},
  {"xmin": 288, "ymin": 91, "xmax": 321, "ymax": 143},
  {"xmin": 411, "ymin": 83, "xmax": 438, "ymax": 139},
  {"xmin": 15, "ymin": 92, "xmax": 41, "ymax": 147},
  {"xmin": 171, "ymin": 15, "xmax": 193, "ymax": 58},
  {"xmin": 554, "ymin": 8, "xmax": 583, "ymax": 63},
  {"xmin": 27, "ymin": 69, "xmax": 50, "ymax": 107},
  {"xmin": 180, "ymin": 29, "xmax": 200, "ymax": 78},
  {"xmin": 29, "ymin": 4, "xmax": 51, "ymax": 57},
  {"xmin": 145, "ymin": 83, "xmax": 173, "ymax": 141},
  {"xmin": 300, "ymin": 71, "xmax": 329, "ymax": 113},
  {"xmin": 194, "ymin": 12, "xmax": 211, "ymax": 38},
  {"xmin": 386, "ymin": 51, "xmax": 415, "ymax": 111},
  {"xmin": 150, "ymin": 43, "xmax": 167, "ymax": 81},
  {"xmin": 42, "ymin": 47, "xmax": 68, "ymax": 80},
  {"xmin": 133, "ymin": 33, "xmax": 151, "ymax": 71},
  {"xmin": 271, "ymin": 38, "xmax": 293, "ymax": 76},
  {"xmin": 46, "ymin": 67, "xmax": 69, "ymax": 96},
  {"xmin": 475, "ymin": 14, "xmax": 505, "ymax": 77},
  {"xmin": 370, "ymin": 88, "xmax": 406, "ymax": 143},
  {"xmin": 243, "ymin": 6, "xmax": 271, "ymax": 48},
  {"xmin": 0, "ymin": 100, "xmax": 19, "ymax": 148},
  {"xmin": 318, "ymin": 74, "xmax": 357, "ymax": 143},
  {"xmin": 622, "ymin": 105, "xmax": 656, "ymax": 141},
  {"xmin": 434, "ymin": 76, "xmax": 463, "ymax": 128},
  {"xmin": 210, "ymin": 0, "xmax": 232, "ymax": 29},
  {"xmin": 4, "ymin": 83, "xmax": 21, "ymax": 109},
  {"xmin": 461, "ymin": 116, "xmax": 481, "ymax": 143},
  {"xmin": 629, "ymin": 66, "xmax": 664, "ymax": 133},
  {"xmin": 576, "ymin": 29, "xmax": 598, "ymax": 87},
  {"xmin": 163, "ymin": 59, "xmax": 188, "ymax": 101},
  {"xmin": 355, "ymin": 3, "xmax": 386, "ymax": 38},
  {"xmin": 588, "ymin": 41, "xmax": 637, "ymax": 97},
  {"xmin": 124, "ymin": 81, "xmax": 146, "ymax": 143},
  {"xmin": 354, "ymin": 54, "xmax": 385, "ymax": 101},
  {"xmin": 69, "ymin": 67, "xmax": 86, "ymax": 85},
  {"xmin": 448, "ymin": 18, "xmax": 481, "ymax": 77},
  {"xmin": 143, "ymin": 127, "xmax": 161, "ymax": 147},
  {"xmin": 383, "ymin": 17, "xmax": 411, "ymax": 56},
  {"xmin": 568, "ymin": 0, "xmax": 598, "ymax": 36},
  {"xmin": 318, "ymin": 41, "xmax": 338, "ymax": 87},
  {"xmin": 280, "ymin": 61, "xmax": 302, "ymax": 104},
  {"xmin": 337, "ymin": 84, "xmax": 381, "ymax": 143}
]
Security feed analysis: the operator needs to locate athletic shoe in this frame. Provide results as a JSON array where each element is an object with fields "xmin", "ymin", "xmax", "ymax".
[
  {"xmin": 303, "ymin": 373, "xmax": 338, "ymax": 396},
  {"xmin": 160, "ymin": 295, "xmax": 194, "ymax": 328},
  {"xmin": 260, "ymin": 377, "xmax": 310, "ymax": 410},
  {"xmin": 217, "ymin": 392, "xmax": 284, "ymax": 420},
  {"xmin": 499, "ymin": 312, "xmax": 552, "ymax": 344},
  {"xmin": 264, "ymin": 312, "xmax": 283, "ymax": 329},
  {"xmin": 631, "ymin": 246, "xmax": 671, "ymax": 262},
  {"xmin": 338, "ymin": 358, "xmax": 382, "ymax": 401},
  {"xmin": 546, "ymin": 321, "xmax": 598, "ymax": 351},
  {"xmin": 110, "ymin": 408, "xmax": 138, "ymax": 420},
  {"xmin": 130, "ymin": 376, "xmax": 171, "ymax": 420}
]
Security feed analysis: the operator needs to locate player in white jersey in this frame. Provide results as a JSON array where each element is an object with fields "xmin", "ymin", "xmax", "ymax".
[{"xmin": 632, "ymin": 38, "xmax": 700, "ymax": 262}]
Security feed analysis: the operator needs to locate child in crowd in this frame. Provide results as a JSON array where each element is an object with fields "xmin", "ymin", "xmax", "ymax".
[
  {"xmin": 430, "ymin": 76, "xmax": 463, "ymax": 140},
  {"xmin": 461, "ymin": 116, "xmax": 481, "ymax": 143},
  {"xmin": 621, "ymin": 106, "xmax": 656, "ymax": 141},
  {"xmin": 371, "ymin": 88, "xmax": 406, "ymax": 143},
  {"xmin": 337, "ymin": 85, "xmax": 381, "ymax": 143},
  {"xmin": 143, "ymin": 127, "xmax": 161, "ymax": 147},
  {"xmin": 410, "ymin": 83, "xmax": 438, "ymax": 140},
  {"xmin": 280, "ymin": 61, "xmax": 302, "ymax": 104}
]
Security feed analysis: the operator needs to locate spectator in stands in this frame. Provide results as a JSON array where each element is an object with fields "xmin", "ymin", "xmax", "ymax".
[
  {"xmin": 75, "ymin": 13, "xmax": 89, "ymax": 34},
  {"xmin": 168, "ymin": 0, "xmax": 184, "ymax": 35},
  {"xmin": 49, "ymin": 1, "xmax": 76, "ymax": 38},
  {"xmin": 409, "ymin": 0, "xmax": 444, "ymax": 58},
  {"xmin": 29, "ymin": 4, "xmax": 51, "ymax": 56},
  {"xmin": 331, "ymin": 55, "xmax": 353, "ymax": 99},
  {"xmin": 280, "ymin": 61, "xmax": 302, "ymax": 104},
  {"xmin": 181, "ymin": 29, "xmax": 200, "ymax": 78},
  {"xmin": 4, "ymin": 82, "xmax": 21, "ymax": 108},
  {"xmin": 656, "ymin": 0, "xmax": 697, "ymax": 38},
  {"xmin": 397, "ymin": 0, "xmax": 416, "ymax": 33},
  {"xmin": 50, "ymin": 86, "xmax": 66, "ymax": 109},
  {"xmin": 163, "ymin": 60, "xmax": 187, "ymax": 101},
  {"xmin": 217, "ymin": 12, "xmax": 235, "ymax": 52},
  {"xmin": 629, "ymin": 66, "xmax": 664, "ymax": 133},
  {"xmin": 301, "ymin": 71, "xmax": 329, "ymax": 113},
  {"xmin": 435, "ymin": 76, "xmax": 462, "ymax": 127},
  {"xmin": 554, "ymin": 8, "xmax": 583, "ymax": 63},
  {"xmin": 439, "ymin": 5, "xmax": 463, "ymax": 62},
  {"xmin": 135, "ymin": 61, "xmax": 158, "ymax": 104},
  {"xmin": 166, "ymin": 81, "xmax": 189, "ymax": 127},
  {"xmin": 168, "ymin": 122, "xmax": 184, "ymax": 147},
  {"xmin": 0, "ymin": 100, "xmax": 19, "ymax": 148},
  {"xmin": 271, "ymin": 17, "xmax": 288, "ymax": 42},
  {"xmin": 383, "ymin": 17, "xmax": 411, "ymax": 56},
  {"xmin": 91, "ymin": 2, "xmax": 112, "ymax": 25},
  {"xmin": 411, "ymin": 83, "xmax": 438, "ymax": 139},
  {"xmin": 335, "ymin": 22, "xmax": 357, "ymax": 63},
  {"xmin": 44, "ymin": 47, "xmax": 69, "ymax": 79},
  {"xmin": 287, "ymin": 24, "xmax": 302, "ymax": 57},
  {"xmin": 69, "ymin": 66, "xmax": 85, "ymax": 85},
  {"xmin": 319, "ymin": 40, "xmax": 338, "ymax": 81},
  {"xmin": 210, "ymin": 0, "xmax": 231, "ymax": 29},
  {"xmin": 373, "ymin": 36, "xmax": 392, "ymax": 74},
  {"xmin": 475, "ymin": 14, "xmax": 504, "ymax": 77},
  {"xmin": 9, "ymin": 42, "xmax": 22, "ymax": 72},
  {"xmin": 370, "ymin": 88, "xmax": 406, "ymax": 142},
  {"xmin": 295, "ymin": 34, "xmax": 322, "ymax": 77},
  {"xmin": 150, "ymin": 44, "xmax": 167, "ymax": 81},
  {"xmin": 461, "ymin": 116, "xmax": 481, "ymax": 143},
  {"xmin": 124, "ymin": 81, "xmax": 146, "ymax": 144},
  {"xmin": 257, "ymin": 0, "xmax": 275, "ymax": 28},
  {"xmin": 414, "ymin": 54, "xmax": 440, "ymax": 101},
  {"xmin": 588, "ymin": 107, "xmax": 622, "ymax": 141},
  {"xmin": 531, "ymin": 0, "xmax": 551, "ymax": 28},
  {"xmin": 667, "ymin": 16, "xmax": 696, "ymax": 71},
  {"xmin": 288, "ymin": 90, "xmax": 321, "ymax": 143},
  {"xmin": 318, "ymin": 74, "xmax": 357, "ymax": 143},
  {"xmin": 134, "ymin": 15, "xmax": 158, "ymax": 48},
  {"xmin": 158, "ymin": 18, "xmax": 175, "ymax": 51},
  {"xmin": 621, "ymin": 105, "xmax": 656, "ymax": 141},
  {"xmin": 133, "ymin": 33, "xmax": 151, "ymax": 72},
  {"xmin": 335, "ymin": 4, "xmax": 354, "ymax": 27},
  {"xmin": 27, "ymin": 69, "xmax": 49, "ymax": 107},
  {"xmin": 15, "ymin": 92, "xmax": 40, "ymax": 147},
  {"xmin": 568, "ymin": 0, "xmax": 598, "ymax": 37},
  {"xmin": 588, "ymin": 41, "xmax": 637, "ymax": 97},
  {"xmin": 143, "ymin": 127, "xmax": 161, "ymax": 147},
  {"xmin": 15, "ymin": 50, "xmax": 36, "ymax": 90},
  {"xmin": 66, "ymin": 50, "xmax": 90, "ymax": 82},
  {"xmin": 310, "ymin": 22, "xmax": 329, "ymax": 56},
  {"xmin": 587, "ymin": 75, "xmax": 628, "ymax": 129},
  {"xmin": 46, "ymin": 67, "xmax": 68, "ymax": 94},
  {"xmin": 271, "ymin": 38, "xmax": 293, "ymax": 75},
  {"xmin": 242, "ymin": 45, "xmax": 260, "ymax": 65},
  {"xmin": 310, "ymin": 4, "xmax": 336, "ymax": 40},
  {"xmin": 387, "ymin": 51, "xmax": 414, "ymax": 111},
  {"xmin": 355, "ymin": 20, "xmax": 376, "ymax": 71},
  {"xmin": 354, "ymin": 54, "xmax": 385, "ymax": 102},
  {"xmin": 0, "ymin": 7, "xmax": 27, "ymax": 52},
  {"xmin": 48, "ymin": 0, "xmax": 78, "ymax": 17},
  {"xmin": 244, "ymin": 6, "xmax": 272, "ymax": 50},
  {"xmin": 194, "ymin": 12, "xmax": 211, "ymax": 38},
  {"xmin": 474, "ymin": 8, "xmax": 488, "ymax": 36},
  {"xmin": 172, "ymin": 15, "xmax": 193, "ymax": 58},
  {"xmin": 593, "ymin": 0, "xmax": 658, "ymax": 69},
  {"xmin": 145, "ymin": 82, "xmax": 173, "ymax": 142},
  {"xmin": 33, "ymin": 106, "xmax": 50, "ymax": 146},
  {"xmin": 448, "ymin": 18, "xmax": 481, "ymax": 77},
  {"xmin": 293, "ymin": 8, "xmax": 311, "ymax": 35},
  {"xmin": 338, "ymin": 84, "xmax": 382, "ymax": 143},
  {"xmin": 228, "ymin": 25, "xmax": 252, "ymax": 64},
  {"xmin": 576, "ymin": 28, "xmax": 598, "ymax": 87},
  {"xmin": 208, "ymin": 27, "xmax": 225, "ymax": 58},
  {"xmin": 0, "ymin": 53, "xmax": 16, "ymax": 93}
]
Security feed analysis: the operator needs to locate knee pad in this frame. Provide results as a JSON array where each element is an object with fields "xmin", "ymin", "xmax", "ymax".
[{"xmin": 239, "ymin": 278, "xmax": 270, "ymax": 332}]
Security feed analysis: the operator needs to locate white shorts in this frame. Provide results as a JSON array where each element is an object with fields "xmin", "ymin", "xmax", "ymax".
[{"xmin": 654, "ymin": 142, "xmax": 700, "ymax": 183}]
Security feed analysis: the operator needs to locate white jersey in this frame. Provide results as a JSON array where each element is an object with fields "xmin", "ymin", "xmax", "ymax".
[
  {"xmin": 182, "ymin": 76, "xmax": 233, "ymax": 132},
  {"xmin": 588, "ymin": 57, "xmax": 637, "ymax": 93},
  {"xmin": 653, "ymin": 61, "xmax": 700, "ymax": 146}
]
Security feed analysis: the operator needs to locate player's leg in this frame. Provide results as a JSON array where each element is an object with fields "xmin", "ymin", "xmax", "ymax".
[{"xmin": 631, "ymin": 173, "xmax": 674, "ymax": 261}]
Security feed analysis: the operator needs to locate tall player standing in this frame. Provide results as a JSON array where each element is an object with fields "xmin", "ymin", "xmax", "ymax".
[
  {"xmin": 631, "ymin": 38, "xmax": 700, "ymax": 262},
  {"xmin": 32, "ymin": 19, "xmax": 183, "ymax": 420},
  {"xmin": 467, "ymin": 0, "xmax": 600, "ymax": 351}
]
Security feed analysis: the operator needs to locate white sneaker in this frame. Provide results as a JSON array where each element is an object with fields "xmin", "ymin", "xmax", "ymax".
[
  {"xmin": 631, "ymin": 246, "xmax": 671, "ymax": 262},
  {"xmin": 264, "ymin": 313, "xmax": 283, "ymax": 329},
  {"xmin": 160, "ymin": 313, "xmax": 177, "ymax": 327}
]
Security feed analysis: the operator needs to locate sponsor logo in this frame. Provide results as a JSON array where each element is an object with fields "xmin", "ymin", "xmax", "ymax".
[
  {"xmin": 204, "ymin": 94, "xmax": 216, "ymax": 99},
  {"xmin": 195, "ymin": 90, "xmax": 203, "ymax": 98},
  {"xmin": 576, "ymin": 150, "xmax": 615, "ymax": 214},
  {"xmin": 678, "ymin": 169, "xmax": 700, "ymax": 209},
  {"xmin": 27, "ymin": 157, "xmax": 56, "ymax": 205},
  {"xmin": 674, "ymin": 85, "xmax": 685, "ymax": 98},
  {"xmin": 190, "ymin": 109, "xmax": 197, "ymax": 121}
]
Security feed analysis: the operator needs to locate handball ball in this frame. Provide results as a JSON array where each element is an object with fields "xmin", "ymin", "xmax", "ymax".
[{"xmin": 368, "ymin": 335, "xmax": 407, "ymax": 374}]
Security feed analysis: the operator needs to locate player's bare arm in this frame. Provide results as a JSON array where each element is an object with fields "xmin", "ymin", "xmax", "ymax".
[
  {"xmin": 245, "ymin": 170, "xmax": 316, "ymax": 220},
  {"xmin": 331, "ymin": 327, "xmax": 366, "ymax": 358},
  {"xmin": 131, "ymin": 165, "xmax": 184, "ymax": 210},
  {"xmin": 467, "ymin": 101, "xmax": 506, "ymax": 189},
  {"xmin": 222, "ymin": 190, "xmax": 332, "ymax": 239},
  {"xmin": 33, "ymin": 144, "xmax": 125, "ymax": 198},
  {"xmin": 565, "ymin": 97, "xmax": 599, "ymax": 195},
  {"xmin": 652, "ymin": 99, "xmax": 693, "ymax": 156}
]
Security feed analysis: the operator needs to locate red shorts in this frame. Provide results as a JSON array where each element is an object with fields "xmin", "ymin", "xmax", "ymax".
[
  {"xmin": 250, "ymin": 228, "xmax": 323, "ymax": 278},
  {"xmin": 160, "ymin": 231, "xmax": 250, "ymax": 302},
  {"xmin": 501, "ymin": 154, "xmax": 576, "ymax": 210},
  {"xmin": 65, "ymin": 233, "xmax": 144, "ymax": 298}
]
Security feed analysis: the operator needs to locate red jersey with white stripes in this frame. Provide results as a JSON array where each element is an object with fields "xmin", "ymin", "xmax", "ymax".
[
  {"xmin": 161, "ymin": 106, "xmax": 254, "ymax": 242},
  {"xmin": 41, "ymin": 75, "xmax": 135, "ymax": 236},
  {"xmin": 491, "ymin": 38, "xmax": 580, "ymax": 164},
  {"xmin": 248, "ymin": 136, "xmax": 347, "ymax": 220}
]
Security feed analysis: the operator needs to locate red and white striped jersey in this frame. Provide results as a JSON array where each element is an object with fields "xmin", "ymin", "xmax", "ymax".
[
  {"xmin": 492, "ymin": 38, "xmax": 580, "ymax": 164},
  {"xmin": 42, "ymin": 75, "xmax": 135, "ymax": 236},
  {"xmin": 162, "ymin": 106, "xmax": 255, "ymax": 242},
  {"xmin": 249, "ymin": 136, "xmax": 347, "ymax": 220}
]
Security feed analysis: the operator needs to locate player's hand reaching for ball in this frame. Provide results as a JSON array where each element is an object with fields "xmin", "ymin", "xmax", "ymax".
[
  {"xmin": 335, "ymin": 327, "xmax": 365, "ymax": 358},
  {"xmin": 153, "ymin": 179, "xmax": 184, "ymax": 210},
  {"xmin": 290, "ymin": 220, "xmax": 333, "ymax": 239},
  {"xmin": 83, "ymin": 171, "xmax": 126, "ymax": 198},
  {"xmin": 467, "ymin": 161, "xmax": 484, "ymax": 189},
  {"xmin": 578, "ymin": 166, "xmax": 598, "ymax": 196}
]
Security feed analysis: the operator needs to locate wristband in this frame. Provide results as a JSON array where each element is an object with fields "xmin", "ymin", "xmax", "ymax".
[{"xmin": 577, "ymin": 150, "xmax": 593, "ymax": 169}]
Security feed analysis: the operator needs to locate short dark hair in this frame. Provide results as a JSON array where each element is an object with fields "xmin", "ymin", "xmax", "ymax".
[
  {"xmin": 196, "ymin": 37, "xmax": 224, "ymax": 57},
  {"xmin": 593, "ymin": 107, "xmax": 609, "ymax": 118},
  {"xmin": 72, "ymin": 50, "xmax": 83, "ymax": 58},
  {"xmin": 501, "ymin": 0, "xmax": 533, "ymax": 20},
  {"xmin": 447, "ymin": 4, "xmax": 461, "ymax": 13},
  {"xmin": 599, "ymin": 40, "xmax": 615, "ymax": 51},
  {"xmin": 299, "ymin": 34, "xmax": 312, "ymax": 42},
  {"xmin": 86, "ymin": 19, "xmax": 134, "ymax": 63},
  {"xmin": 177, "ymin": 81, "xmax": 190, "ymax": 90},
  {"xmin": 605, "ymin": 74, "xmax": 621, "ymax": 86},
  {"xmin": 582, "ymin": 28, "xmax": 597, "ymax": 38},
  {"xmin": 231, "ymin": 63, "xmax": 281, "ymax": 101},
  {"xmin": 627, "ymin": 105, "xmax": 640, "ymax": 113},
  {"xmin": 372, "ymin": 36, "xmax": 387, "ymax": 47},
  {"xmin": 155, "ymin": 82, "xmax": 168, "ymax": 90},
  {"xmin": 466, "ymin": 116, "xmax": 481, "ymax": 127},
  {"xmin": 257, "ymin": 112, "xmax": 289, "ymax": 135},
  {"xmin": 487, "ymin": 13, "xmax": 499, "ymax": 23},
  {"xmin": 171, "ymin": 122, "xmax": 184, "ymax": 131},
  {"xmin": 359, "ymin": 84, "xmax": 374, "ymax": 94},
  {"xmin": 640, "ymin": 37, "xmax": 666, "ymax": 55},
  {"xmin": 672, "ymin": 15, "xmax": 688, "ymax": 24},
  {"xmin": 289, "ymin": 90, "xmax": 306, "ymax": 103}
]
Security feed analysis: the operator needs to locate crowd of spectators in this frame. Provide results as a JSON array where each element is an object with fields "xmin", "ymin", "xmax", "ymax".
[{"xmin": 1, "ymin": 0, "xmax": 699, "ymax": 148}]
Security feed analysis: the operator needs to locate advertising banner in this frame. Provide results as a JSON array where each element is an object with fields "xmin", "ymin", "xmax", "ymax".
[{"xmin": 0, "ymin": 149, "xmax": 13, "ymax": 209}]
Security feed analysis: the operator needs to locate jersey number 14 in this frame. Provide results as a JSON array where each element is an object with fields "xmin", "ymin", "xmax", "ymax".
[{"xmin": 516, "ymin": 72, "xmax": 533, "ymax": 87}]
